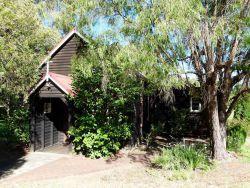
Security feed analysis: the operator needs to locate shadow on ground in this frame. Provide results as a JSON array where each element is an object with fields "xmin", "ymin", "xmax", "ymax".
[
  {"xmin": 105, "ymin": 136, "xmax": 208, "ymax": 165},
  {"xmin": 106, "ymin": 136, "xmax": 173, "ymax": 165},
  {"xmin": 0, "ymin": 143, "xmax": 27, "ymax": 179}
]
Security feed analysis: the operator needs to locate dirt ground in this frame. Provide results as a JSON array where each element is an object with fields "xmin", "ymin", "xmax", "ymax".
[
  {"xmin": 1, "ymin": 157, "xmax": 250, "ymax": 188},
  {"xmin": 0, "ymin": 140, "xmax": 250, "ymax": 188}
]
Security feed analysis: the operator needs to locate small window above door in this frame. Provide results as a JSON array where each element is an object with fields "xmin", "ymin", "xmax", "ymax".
[
  {"xmin": 44, "ymin": 103, "xmax": 52, "ymax": 113},
  {"xmin": 190, "ymin": 98, "xmax": 202, "ymax": 113}
]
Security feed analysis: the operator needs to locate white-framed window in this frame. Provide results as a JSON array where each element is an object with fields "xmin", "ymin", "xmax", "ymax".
[
  {"xmin": 44, "ymin": 103, "xmax": 52, "ymax": 113},
  {"xmin": 190, "ymin": 97, "xmax": 202, "ymax": 113}
]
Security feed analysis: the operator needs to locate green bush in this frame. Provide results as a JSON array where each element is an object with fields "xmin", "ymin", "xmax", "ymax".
[
  {"xmin": 234, "ymin": 94, "xmax": 250, "ymax": 121},
  {"xmin": 0, "ymin": 120, "xmax": 13, "ymax": 143},
  {"xmin": 69, "ymin": 114, "xmax": 131, "ymax": 158},
  {"xmin": 227, "ymin": 124, "xmax": 247, "ymax": 152},
  {"xmin": 152, "ymin": 144, "xmax": 211, "ymax": 171},
  {"xmin": 228, "ymin": 119, "xmax": 249, "ymax": 133},
  {"xmin": 0, "ymin": 108, "xmax": 29, "ymax": 144}
]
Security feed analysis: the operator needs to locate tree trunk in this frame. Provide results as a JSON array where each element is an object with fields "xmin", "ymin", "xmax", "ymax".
[
  {"xmin": 207, "ymin": 86, "xmax": 228, "ymax": 160},
  {"xmin": 210, "ymin": 103, "xmax": 228, "ymax": 160}
]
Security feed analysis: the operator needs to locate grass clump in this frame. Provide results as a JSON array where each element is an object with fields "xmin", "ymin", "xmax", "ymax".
[{"xmin": 152, "ymin": 144, "xmax": 212, "ymax": 171}]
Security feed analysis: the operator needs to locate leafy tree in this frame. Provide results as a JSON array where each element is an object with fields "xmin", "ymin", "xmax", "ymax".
[{"xmin": 0, "ymin": 0, "xmax": 60, "ymax": 143}]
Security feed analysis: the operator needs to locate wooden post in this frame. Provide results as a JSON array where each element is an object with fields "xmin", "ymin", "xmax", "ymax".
[{"xmin": 139, "ymin": 80, "xmax": 144, "ymax": 144}]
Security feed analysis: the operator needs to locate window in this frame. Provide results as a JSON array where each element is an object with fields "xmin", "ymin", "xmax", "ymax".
[
  {"xmin": 44, "ymin": 103, "xmax": 52, "ymax": 113},
  {"xmin": 190, "ymin": 98, "xmax": 201, "ymax": 113}
]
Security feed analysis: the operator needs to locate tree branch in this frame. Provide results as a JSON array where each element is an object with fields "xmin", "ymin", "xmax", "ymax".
[
  {"xmin": 191, "ymin": 44, "xmax": 204, "ymax": 83},
  {"xmin": 215, "ymin": 37, "xmax": 223, "ymax": 70},
  {"xmin": 157, "ymin": 45, "xmax": 175, "ymax": 64},
  {"xmin": 232, "ymin": 72, "xmax": 248, "ymax": 86}
]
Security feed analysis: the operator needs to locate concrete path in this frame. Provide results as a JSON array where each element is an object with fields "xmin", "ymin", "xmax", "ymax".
[
  {"xmin": 0, "ymin": 152, "xmax": 68, "ymax": 182},
  {"xmin": 0, "ymin": 149, "xmax": 150, "ymax": 185}
]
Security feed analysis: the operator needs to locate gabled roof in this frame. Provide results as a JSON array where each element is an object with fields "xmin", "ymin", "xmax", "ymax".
[
  {"xmin": 39, "ymin": 27, "xmax": 88, "ymax": 68},
  {"xmin": 30, "ymin": 72, "xmax": 75, "ymax": 96}
]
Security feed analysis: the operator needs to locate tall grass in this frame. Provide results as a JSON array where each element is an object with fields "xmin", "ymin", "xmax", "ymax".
[{"xmin": 153, "ymin": 144, "xmax": 212, "ymax": 171}]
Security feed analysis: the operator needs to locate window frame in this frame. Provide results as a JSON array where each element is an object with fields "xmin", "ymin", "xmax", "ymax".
[
  {"xmin": 190, "ymin": 97, "xmax": 202, "ymax": 113},
  {"xmin": 44, "ymin": 102, "xmax": 52, "ymax": 113}
]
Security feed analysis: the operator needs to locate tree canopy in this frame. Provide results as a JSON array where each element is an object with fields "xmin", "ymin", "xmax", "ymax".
[{"xmin": 0, "ymin": 0, "xmax": 60, "ymax": 144}]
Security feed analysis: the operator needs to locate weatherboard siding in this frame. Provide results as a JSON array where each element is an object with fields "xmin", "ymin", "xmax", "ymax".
[
  {"xmin": 38, "ymin": 82, "xmax": 65, "ymax": 98},
  {"xmin": 34, "ymin": 115, "xmax": 43, "ymax": 151},
  {"xmin": 41, "ymin": 35, "xmax": 82, "ymax": 76}
]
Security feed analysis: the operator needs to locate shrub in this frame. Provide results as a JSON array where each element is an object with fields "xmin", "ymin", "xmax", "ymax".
[
  {"xmin": 232, "ymin": 93, "xmax": 250, "ymax": 136},
  {"xmin": 0, "ymin": 120, "xmax": 13, "ymax": 143},
  {"xmin": 0, "ymin": 108, "xmax": 29, "ymax": 145},
  {"xmin": 234, "ymin": 94, "xmax": 250, "ymax": 121},
  {"xmin": 227, "ymin": 124, "xmax": 247, "ymax": 152},
  {"xmin": 69, "ymin": 114, "xmax": 131, "ymax": 158},
  {"xmin": 152, "ymin": 144, "xmax": 211, "ymax": 171},
  {"xmin": 228, "ymin": 119, "xmax": 249, "ymax": 133},
  {"xmin": 69, "ymin": 69, "xmax": 134, "ymax": 158}
]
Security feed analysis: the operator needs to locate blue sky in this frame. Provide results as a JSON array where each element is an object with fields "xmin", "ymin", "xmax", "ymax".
[{"xmin": 42, "ymin": 14, "xmax": 127, "ymax": 44}]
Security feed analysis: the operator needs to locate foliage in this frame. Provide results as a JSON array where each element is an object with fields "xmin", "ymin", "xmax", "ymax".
[
  {"xmin": 166, "ymin": 109, "xmax": 190, "ymax": 137},
  {"xmin": 0, "ymin": 108, "xmax": 29, "ymax": 144},
  {"xmin": 234, "ymin": 94, "xmax": 250, "ymax": 122},
  {"xmin": 227, "ymin": 124, "xmax": 247, "ymax": 152},
  {"xmin": 0, "ymin": 0, "xmax": 59, "ymax": 105},
  {"xmin": 37, "ymin": 1, "xmax": 185, "ymax": 92},
  {"xmin": 228, "ymin": 118, "xmax": 249, "ymax": 133},
  {"xmin": 227, "ymin": 91, "xmax": 249, "ymax": 153},
  {"xmin": 69, "ymin": 114, "xmax": 131, "ymax": 158},
  {"xmin": 152, "ymin": 144, "xmax": 212, "ymax": 171},
  {"xmin": 69, "ymin": 43, "xmax": 140, "ymax": 158},
  {"xmin": 0, "ymin": 0, "xmax": 59, "ymax": 145}
]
